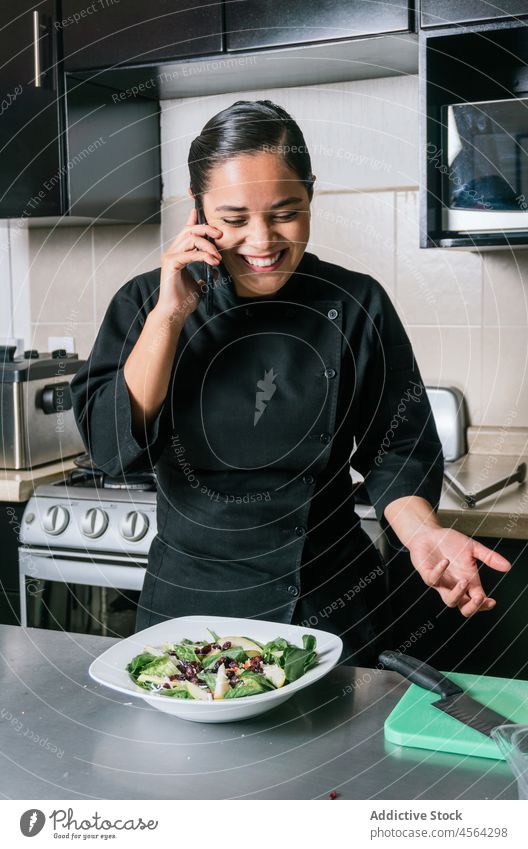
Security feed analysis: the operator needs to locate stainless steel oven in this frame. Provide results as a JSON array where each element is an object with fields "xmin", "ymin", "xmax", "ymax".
[{"xmin": 18, "ymin": 462, "xmax": 156, "ymax": 637}]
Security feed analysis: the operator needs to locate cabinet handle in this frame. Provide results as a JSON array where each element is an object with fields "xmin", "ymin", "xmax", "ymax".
[{"xmin": 32, "ymin": 10, "xmax": 42, "ymax": 88}]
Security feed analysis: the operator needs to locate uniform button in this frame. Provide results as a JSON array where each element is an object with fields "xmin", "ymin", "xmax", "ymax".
[
  {"xmin": 294, "ymin": 525, "xmax": 306, "ymax": 536},
  {"xmin": 327, "ymin": 308, "xmax": 339, "ymax": 320},
  {"xmin": 324, "ymin": 368, "xmax": 336, "ymax": 379},
  {"xmin": 320, "ymin": 432, "xmax": 332, "ymax": 444},
  {"xmin": 302, "ymin": 474, "xmax": 315, "ymax": 485},
  {"xmin": 288, "ymin": 585, "xmax": 300, "ymax": 597}
]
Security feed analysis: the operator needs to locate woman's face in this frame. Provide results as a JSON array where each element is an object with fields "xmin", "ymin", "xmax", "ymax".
[{"xmin": 192, "ymin": 151, "xmax": 313, "ymax": 298}]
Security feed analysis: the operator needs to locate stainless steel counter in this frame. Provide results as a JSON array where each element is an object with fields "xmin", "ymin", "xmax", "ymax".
[{"xmin": 0, "ymin": 625, "xmax": 517, "ymax": 800}]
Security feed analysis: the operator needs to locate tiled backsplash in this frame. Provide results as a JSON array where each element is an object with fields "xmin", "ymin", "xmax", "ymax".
[{"xmin": 5, "ymin": 74, "xmax": 528, "ymax": 427}]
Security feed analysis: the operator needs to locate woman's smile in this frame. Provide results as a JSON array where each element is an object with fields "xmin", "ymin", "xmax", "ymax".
[{"xmin": 237, "ymin": 247, "xmax": 289, "ymax": 272}]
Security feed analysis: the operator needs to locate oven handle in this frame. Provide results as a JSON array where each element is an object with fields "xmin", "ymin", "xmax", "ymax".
[{"xmin": 19, "ymin": 551, "xmax": 146, "ymax": 590}]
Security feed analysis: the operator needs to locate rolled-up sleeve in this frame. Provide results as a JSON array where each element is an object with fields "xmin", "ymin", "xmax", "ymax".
[
  {"xmin": 70, "ymin": 275, "xmax": 170, "ymax": 477},
  {"xmin": 350, "ymin": 278, "xmax": 445, "ymax": 551}
]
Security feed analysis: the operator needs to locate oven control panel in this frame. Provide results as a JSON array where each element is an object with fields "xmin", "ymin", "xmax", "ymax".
[{"xmin": 20, "ymin": 487, "xmax": 158, "ymax": 557}]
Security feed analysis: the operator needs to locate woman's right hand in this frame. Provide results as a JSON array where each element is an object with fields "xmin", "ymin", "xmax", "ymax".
[{"xmin": 156, "ymin": 205, "xmax": 223, "ymax": 319}]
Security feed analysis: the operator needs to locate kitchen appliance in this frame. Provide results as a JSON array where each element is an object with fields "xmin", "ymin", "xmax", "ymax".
[
  {"xmin": 0, "ymin": 345, "xmax": 86, "ymax": 469},
  {"xmin": 18, "ymin": 456, "xmax": 157, "ymax": 637},
  {"xmin": 380, "ymin": 651, "xmax": 514, "ymax": 737},
  {"xmin": 442, "ymin": 98, "xmax": 528, "ymax": 234},
  {"xmin": 383, "ymin": 665, "xmax": 528, "ymax": 761}
]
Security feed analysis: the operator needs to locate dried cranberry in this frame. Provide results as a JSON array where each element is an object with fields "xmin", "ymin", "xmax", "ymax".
[
  {"xmin": 329, "ymin": 790, "xmax": 337, "ymax": 800},
  {"xmin": 163, "ymin": 683, "xmax": 171, "ymax": 689},
  {"xmin": 222, "ymin": 641, "xmax": 232, "ymax": 650}
]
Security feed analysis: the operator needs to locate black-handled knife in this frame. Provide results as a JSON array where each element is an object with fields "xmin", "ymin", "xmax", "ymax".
[{"xmin": 379, "ymin": 650, "xmax": 514, "ymax": 738}]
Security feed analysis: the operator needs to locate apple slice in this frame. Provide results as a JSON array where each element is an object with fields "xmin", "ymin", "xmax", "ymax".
[
  {"xmin": 213, "ymin": 663, "xmax": 230, "ymax": 699},
  {"xmin": 219, "ymin": 636, "xmax": 262, "ymax": 655},
  {"xmin": 186, "ymin": 681, "xmax": 213, "ymax": 701},
  {"xmin": 261, "ymin": 664, "xmax": 286, "ymax": 688}
]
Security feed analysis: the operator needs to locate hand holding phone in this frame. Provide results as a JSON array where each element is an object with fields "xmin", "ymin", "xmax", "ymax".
[{"xmin": 157, "ymin": 203, "xmax": 222, "ymax": 320}]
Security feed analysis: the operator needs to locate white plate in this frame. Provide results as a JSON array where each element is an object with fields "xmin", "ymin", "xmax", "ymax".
[{"xmin": 89, "ymin": 615, "xmax": 342, "ymax": 723}]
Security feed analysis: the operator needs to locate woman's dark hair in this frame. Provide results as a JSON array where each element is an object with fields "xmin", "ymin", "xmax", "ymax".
[{"xmin": 188, "ymin": 99, "xmax": 315, "ymax": 203}]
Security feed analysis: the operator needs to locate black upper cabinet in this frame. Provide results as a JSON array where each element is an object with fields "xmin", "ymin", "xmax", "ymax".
[
  {"xmin": 61, "ymin": 0, "xmax": 223, "ymax": 70},
  {"xmin": 421, "ymin": 1, "xmax": 528, "ymax": 28},
  {"xmin": 0, "ymin": 1, "xmax": 63, "ymax": 217},
  {"xmin": 0, "ymin": 2, "xmax": 161, "ymax": 222},
  {"xmin": 226, "ymin": 0, "xmax": 412, "ymax": 51}
]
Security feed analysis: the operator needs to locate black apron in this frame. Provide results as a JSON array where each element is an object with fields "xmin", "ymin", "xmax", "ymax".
[{"xmin": 134, "ymin": 259, "xmax": 390, "ymax": 665}]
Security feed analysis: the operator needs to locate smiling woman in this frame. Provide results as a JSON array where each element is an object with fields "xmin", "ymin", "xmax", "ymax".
[
  {"xmin": 69, "ymin": 99, "xmax": 511, "ymax": 668},
  {"xmin": 186, "ymin": 99, "xmax": 315, "ymax": 299}
]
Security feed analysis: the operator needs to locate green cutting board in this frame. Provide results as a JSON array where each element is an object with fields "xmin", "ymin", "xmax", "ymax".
[{"xmin": 384, "ymin": 670, "xmax": 528, "ymax": 760}]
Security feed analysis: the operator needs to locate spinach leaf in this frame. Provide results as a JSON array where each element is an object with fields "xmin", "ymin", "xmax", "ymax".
[
  {"xmin": 159, "ymin": 688, "xmax": 191, "ymax": 698},
  {"xmin": 171, "ymin": 644, "xmax": 200, "ymax": 663},
  {"xmin": 223, "ymin": 673, "xmax": 273, "ymax": 699},
  {"xmin": 202, "ymin": 647, "xmax": 247, "ymax": 668},
  {"xmin": 207, "ymin": 628, "xmax": 221, "ymax": 642},
  {"xmin": 198, "ymin": 672, "xmax": 218, "ymax": 692},
  {"xmin": 262, "ymin": 638, "xmax": 289, "ymax": 664},
  {"xmin": 126, "ymin": 652, "xmax": 158, "ymax": 677},
  {"xmin": 302, "ymin": 634, "xmax": 316, "ymax": 653},
  {"xmin": 282, "ymin": 635, "xmax": 318, "ymax": 683}
]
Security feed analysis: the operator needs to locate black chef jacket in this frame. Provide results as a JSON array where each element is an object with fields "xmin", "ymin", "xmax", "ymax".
[{"xmin": 70, "ymin": 250, "xmax": 444, "ymax": 666}]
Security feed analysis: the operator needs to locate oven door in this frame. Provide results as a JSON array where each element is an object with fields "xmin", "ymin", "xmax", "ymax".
[{"xmin": 18, "ymin": 547, "xmax": 146, "ymax": 638}]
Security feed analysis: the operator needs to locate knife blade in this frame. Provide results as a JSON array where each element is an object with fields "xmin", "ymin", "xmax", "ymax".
[{"xmin": 379, "ymin": 650, "xmax": 514, "ymax": 738}]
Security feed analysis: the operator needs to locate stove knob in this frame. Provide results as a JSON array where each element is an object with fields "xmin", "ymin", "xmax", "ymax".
[
  {"xmin": 119, "ymin": 511, "xmax": 149, "ymax": 542},
  {"xmin": 42, "ymin": 505, "xmax": 70, "ymax": 535},
  {"xmin": 80, "ymin": 507, "xmax": 109, "ymax": 539}
]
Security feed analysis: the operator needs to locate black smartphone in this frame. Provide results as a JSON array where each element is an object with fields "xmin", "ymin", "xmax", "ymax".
[{"xmin": 194, "ymin": 196, "xmax": 215, "ymax": 315}]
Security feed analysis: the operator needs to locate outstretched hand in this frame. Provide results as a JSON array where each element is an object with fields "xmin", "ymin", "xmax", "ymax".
[{"xmin": 407, "ymin": 527, "xmax": 512, "ymax": 617}]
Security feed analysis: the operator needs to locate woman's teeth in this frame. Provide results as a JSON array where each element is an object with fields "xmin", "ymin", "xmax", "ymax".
[{"xmin": 241, "ymin": 249, "xmax": 285, "ymax": 268}]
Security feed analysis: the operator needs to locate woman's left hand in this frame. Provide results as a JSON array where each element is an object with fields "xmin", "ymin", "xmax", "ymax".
[{"xmin": 407, "ymin": 526, "xmax": 512, "ymax": 617}]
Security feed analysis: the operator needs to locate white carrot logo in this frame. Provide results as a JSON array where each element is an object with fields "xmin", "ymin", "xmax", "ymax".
[
  {"xmin": 28, "ymin": 812, "xmax": 37, "ymax": 832},
  {"xmin": 254, "ymin": 368, "xmax": 277, "ymax": 425}
]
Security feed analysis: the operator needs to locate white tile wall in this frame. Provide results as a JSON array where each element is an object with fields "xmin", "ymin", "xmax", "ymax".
[{"xmin": 5, "ymin": 73, "xmax": 526, "ymax": 426}]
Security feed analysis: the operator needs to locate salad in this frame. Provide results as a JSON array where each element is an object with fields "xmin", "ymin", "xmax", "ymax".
[{"xmin": 126, "ymin": 628, "xmax": 318, "ymax": 701}]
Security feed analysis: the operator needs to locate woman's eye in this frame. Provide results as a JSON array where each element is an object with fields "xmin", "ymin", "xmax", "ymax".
[{"xmin": 222, "ymin": 212, "xmax": 300, "ymax": 226}]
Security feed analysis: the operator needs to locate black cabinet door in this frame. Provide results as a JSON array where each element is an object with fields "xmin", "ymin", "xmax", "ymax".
[
  {"xmin": 421, "ymin": 1, "xmax": 528, "ymax": 28},
  {"xmin": 0, "ymin": 1, "xmax": 62, "ymax": 217},
  {"xmin": 61, "ymin": 0, "xmax": 223, "ymax": 70},
  {"xmin": 225, "ymin": 0, "xmax": 411, "ymax": 52}
]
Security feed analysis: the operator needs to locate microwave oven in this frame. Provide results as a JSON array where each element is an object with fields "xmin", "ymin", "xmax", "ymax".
[{"xmin": 440, "ymin": 98, "xmax": 528, "ymax": 233}]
